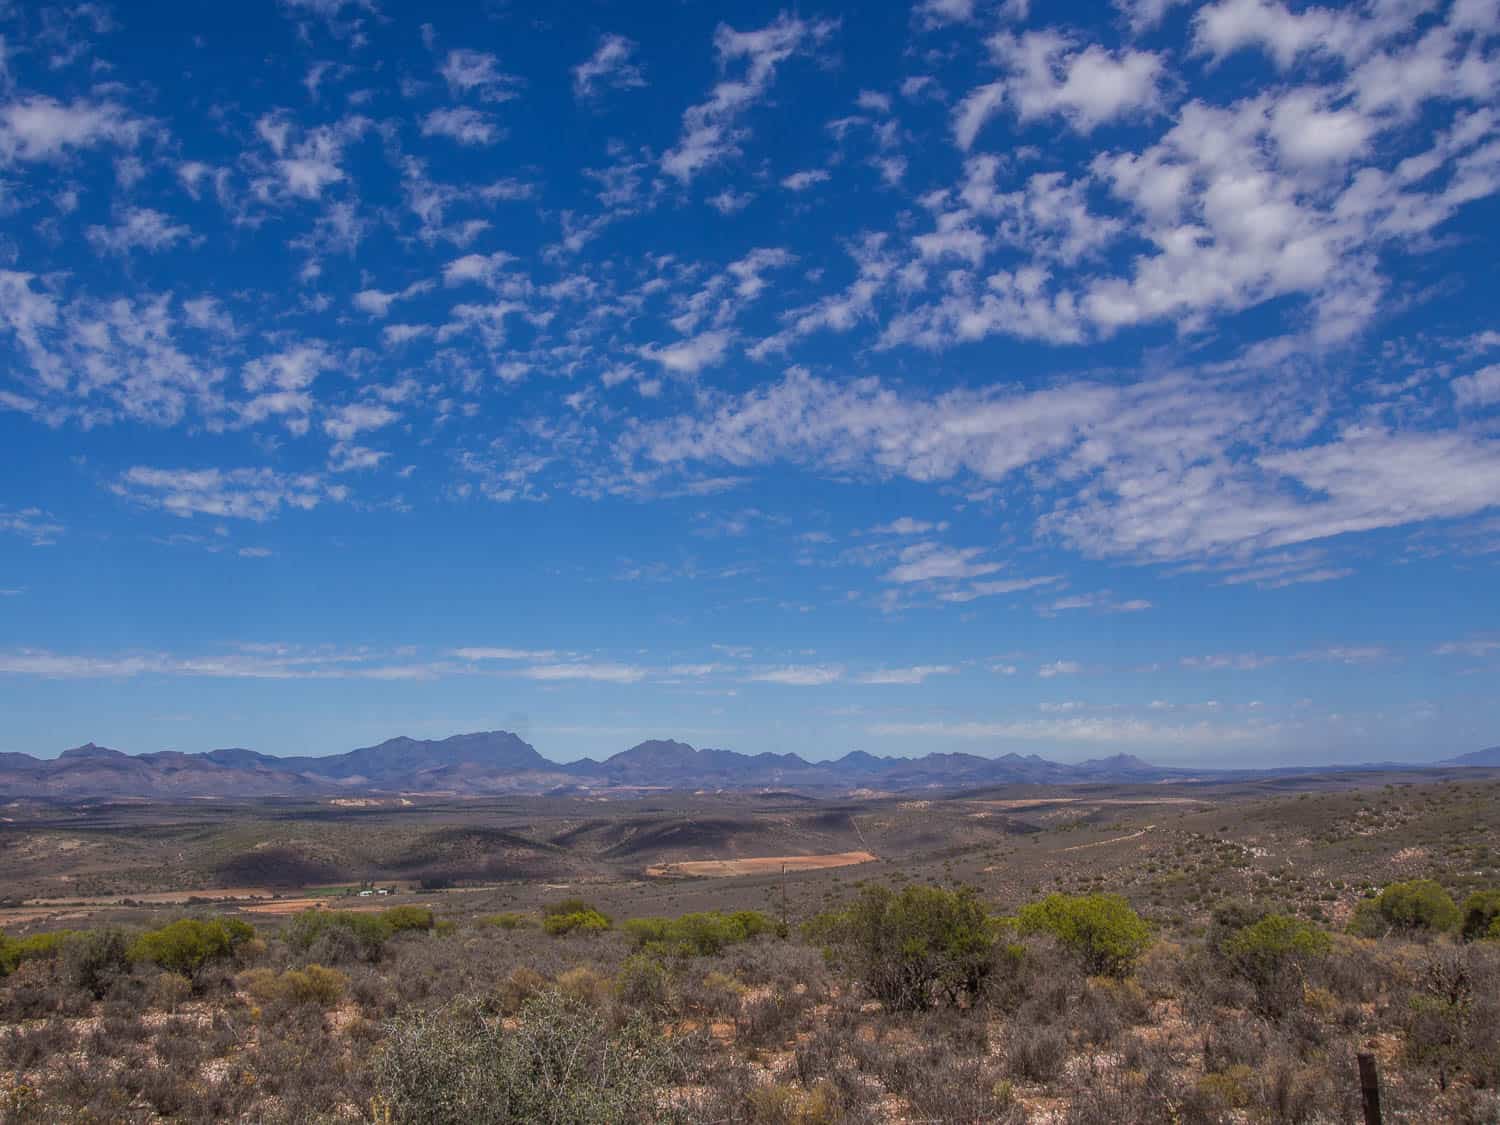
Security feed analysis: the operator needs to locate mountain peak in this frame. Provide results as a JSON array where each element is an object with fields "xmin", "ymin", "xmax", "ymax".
[{"xmin": 59, "ymin": 742, "xmax": 127, "ymax": 760}]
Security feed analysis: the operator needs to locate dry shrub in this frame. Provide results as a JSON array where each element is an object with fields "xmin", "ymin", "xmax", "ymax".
[
  {"xmin": 737, "ymin": 986, "xmax": 814, "ymax": 1048},
  {"xmin": 148, "ymin": 970, "xmax": 192, "ymax": 1011},
  {"xmin": 1006, "ymin": 1023, "xmax": 1069, "ymax": 1083},
  {"xmin": 495, "ymin": 965, "xmax": 547, "ymax": 1014},
  {"xmin": 555, "ymin": 965, "xmax": 611, "ymax": 1008},
  {"xmin": 242, "ymin": 963, "xmax": 348, "ymax": 1008}
]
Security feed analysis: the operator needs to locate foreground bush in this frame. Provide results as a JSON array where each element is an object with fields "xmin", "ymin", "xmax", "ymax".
[
  {"xmin": 1221, "ymin": 911, "xmax": 1330, "ymax": 1017},
  {"xmin": 0, "ymin": 929, "xmax": 77, "ymax": 976},
  {"xmin": 62, "ymin": 928, "xmax": 131, "ymax": 998},
  {"xmin": 243, "ymin": 963, "xmax": 348, "ymax": 1008},
  {"xmin": 375, "ymin": 990, "xmax": 681, "ymax": 1123},
  {"xmin": 622, "ymin": 910, "xmax": 773, "ymax": 956},
  {"xmin": 1350, "ymin": 880, "xmax": 1459, "ymax": 937},
  {"xmin": 1017, "ymin": 893, "xmax": 1151, "ymax": 977},
  {"xmin": 808, "ymin": 884, "xmax": 994, "ymax": 1011},
  {"xmin": 127, "ymin": 917, "xmax": 254, "ymax": 979},
  {"xmin": 1460, "ymin": 891, "xmax": 1500, "ymax": 942}
]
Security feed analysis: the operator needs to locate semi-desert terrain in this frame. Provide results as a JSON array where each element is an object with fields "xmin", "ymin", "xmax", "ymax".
[{"xmin": 2, "ymin": 768, "xmax": 1498, "ymax": 1122}]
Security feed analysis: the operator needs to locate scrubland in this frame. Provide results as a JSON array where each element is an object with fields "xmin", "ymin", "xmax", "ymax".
[{"xmin": 1, "ymin": 775, "xmax": 1498, "ymax": 1123}]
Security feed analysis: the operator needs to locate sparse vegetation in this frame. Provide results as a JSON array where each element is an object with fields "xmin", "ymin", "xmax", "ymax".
[{"xmin": 3, "ymin": 778, "xmax": 1500, "ymax": 1122}]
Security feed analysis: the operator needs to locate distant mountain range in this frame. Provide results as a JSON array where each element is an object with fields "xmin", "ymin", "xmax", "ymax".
[
  {"xmin": 0, "ymin": 732, "xmax": 1494, "ymax": 800},
  {"xmin": 1442, "ymin": 745, "xmax": 1500, "ymax": 768}
]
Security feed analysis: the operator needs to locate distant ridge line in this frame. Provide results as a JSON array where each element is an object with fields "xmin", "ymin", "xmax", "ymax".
[{"xmin": 0, "ymin": 731, "xmax": 1494, "ymax": 799}]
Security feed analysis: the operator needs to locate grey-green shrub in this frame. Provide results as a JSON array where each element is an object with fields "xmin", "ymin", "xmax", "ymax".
[
  {"xmin": 375, "ymin": 990, "xmax": 682, "ymax": 1124},
  {"xmin": 806, "ymin": 884, "xmax": 994, "ymax": 1011}
]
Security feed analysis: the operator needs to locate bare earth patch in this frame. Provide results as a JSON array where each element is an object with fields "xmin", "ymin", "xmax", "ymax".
[{"xmin": 645, "ymin": 851, "xmax": 877, "ymax": 877}]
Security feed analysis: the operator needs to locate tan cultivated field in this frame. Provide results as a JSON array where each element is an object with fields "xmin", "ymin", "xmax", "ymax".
[{"xmin": 645, "ymin": 850, "xmax": 877, "ymax": 877}]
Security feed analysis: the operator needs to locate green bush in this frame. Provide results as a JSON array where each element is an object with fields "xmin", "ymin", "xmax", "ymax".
[
  {"xmin": 0, "ymin": 929, "xmax": 78, "ymax": 976},
  {"xmin": 806, "ymin": 883, "xmax": 994, "ymax": 1011},
  {"xmin": 1460, "ymin": 891, "xmax": 1500, "ymax": 942},
  {"xmin": 375, "ymin": 990, "xmax": 681, "ymax": 1123},
  {"xmin": 622, "ymin": 910, "xmax": 772, "ymax": 957},
  {"xmin": 127, "ymin": 917, "xmax": 253, "ymax": 978},
  {"xmin": 543, "ymin": 909, "xmax": 612, "ymax": 937},
  {"xmin": 382, "ymin": 905, "xmax": 436, "ymax": 933},
  {"xmin": 1221, "ymin": 913, "xmax": 1330, "ymax": 1017},
  {"xmin": 1349, "ymin": 880, "xmax": 1459, "ymax": 937},
  {"xmin": 284, "ymin": 909, "xmax": 393, "ymax": 962},
  {"xmin": 1017, "ymin": 893, "xmax": 1151, "ymax": 977}
]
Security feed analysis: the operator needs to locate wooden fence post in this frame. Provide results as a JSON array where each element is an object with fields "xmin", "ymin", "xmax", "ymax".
[{"xmin": 1357, "ymin": 1052, "xmax": 1383, "ymax": 1125}]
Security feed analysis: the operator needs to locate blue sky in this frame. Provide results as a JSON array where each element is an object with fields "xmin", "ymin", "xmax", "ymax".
[{"xmin": 1, "ymin": 0, "xmax": 1498, "ymax": 766}]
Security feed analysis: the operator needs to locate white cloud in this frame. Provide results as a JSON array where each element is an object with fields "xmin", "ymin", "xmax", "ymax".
[
  {"xmin": 573, "ymin": 34, "xmax": 646, "ymax": 100},
  {"xmin": 640, "ymin": 329, "xmax": 732, "ymax": 375},
  {"xmin": 439, "ymin": 49, "xmax": 522, "ymax": 101},
  {"xmin": 1296, "ymin": 646, "xmax": 1389, "ymax": 665},
  {"xmin": 884, "ymin": 542, "xmax": 1003, "ymax": 584},
  {"xmin": 323, "ymin": 401, "xmax": 397, "ymax": 441},
  {"xmin": 868, "ymin": 516, "xmax": 946, "ymax": 535},
  {"xmin": 1181, "ymin": 652, "xmax": 1275, "ymax": 671},
  {"xmin": 0, "ymin": 507, "xmax": 63, "ymax": 546},
  {"xmin": 182, "ymin": 297, "xmax": 236, "ymax": 335},
  {"xmin": 939, "ymin": 575, "xmax": 1064, "ymax": 603},
  {"xmin": 708, "ymin": 188, "xmax": 755, "ymax": 214},
  {"xmin": 1434, "ymin": 638, "xmax": 1500, "ymax": 658},
  {"xmin": 352, "ymin": 279, "xmax": 434, "ymax": 317},
  {"xmin": 1193, "ymin": 0, "xmax": 1343, "ymax": 69},
  {"xmin": 914, "ymin": 0, "xmax": 975, "ymax": 28},
  {"xmin": 0, "ymin": 96, "xmax": 144, "ymax": 163},
  {"xmin": 1114, "ymin": 0, "xmax": 1191, "ymax": 32},
  {"xmin": 421, "ymin": 106, "xmax": 501, "ymax": 145},
  {"xmin": 519, "ymin": 662, "xmax": 647, "ymax": 683},
  {"xmin": 113, "ymin": 466, "xmax": 346, "ymax": 521},
  {"xmin": 663, "ymin": 14, "xmax": 837, "ymax": 183},
  {"xmin": 1453, "ymin": 365, "xmax": 1500, "ymax": 408},
  {"xmin": 327, "ymin": 443, "xmax": 386, "ymax": 473},
  {"xmin": 748, "ymin": 664, "xmax": 844, "ymax": 685},
  {"xmin": 441, "ymin": 251, "xmax": 517, "ymax": 288},
  {"xmin": 1038, "ymin": 659, "xmax": 1081, "ymax": 677},
  {"xmin": 988, "ymin": 31, "xmax": 1163, "ymax": 133},
  {"xmin": 86, "ymin": 207, "xmax": 193, "ymax": 255},
  {"xmin": 1268, "ymin": 90, "xmax": 1372, "ymax": 167},
  {"xmin": 782, "ymin": 168, "xmax": 830, "ymax": 191},
  {"xmin": 952, "ymin": 81, "xmax": 1005, "ymax": 151},
  {"xmin": 0, "ymin": 645, "xmax": 443, "ymax": 682},
  {"xmin": 858, "ymin": 664, "xmax": 957, "ymax": 684},
  {"xmin": 452, "ymin": 647, "xmax": 558, "ymax": 661}
]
